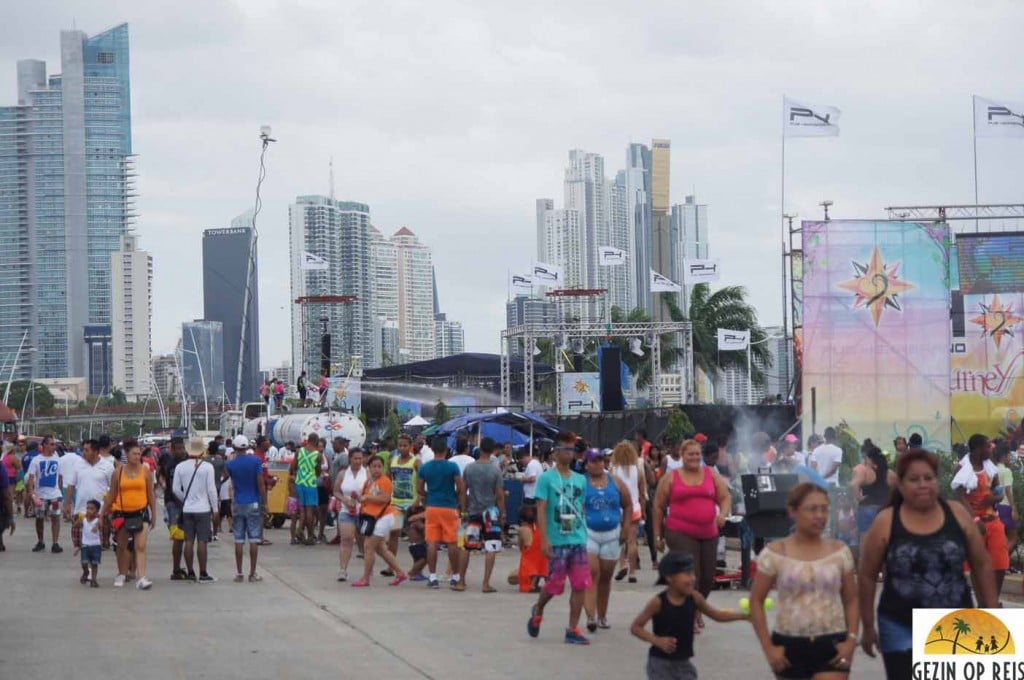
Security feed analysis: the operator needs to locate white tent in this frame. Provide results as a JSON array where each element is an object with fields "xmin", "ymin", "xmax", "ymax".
[{"xmin": 404, "ymin": 415, "xmax": 430, "ymax": 427}]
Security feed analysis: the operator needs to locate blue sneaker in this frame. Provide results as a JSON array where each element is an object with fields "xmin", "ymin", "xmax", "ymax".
[
  {"xmin": 428, "ymin": 577, "xmax": 440, "ymax": 589},
  {"xmin": 564, "ymin": 628, "xmax": 590, "ymax": 645},
  {"xmin": 527, "ymin": 606, "xmax": 542, "ymax": 638},
  {"xmin": 409, "ymin": 574, "xmax": 428, "ymax": 582}
]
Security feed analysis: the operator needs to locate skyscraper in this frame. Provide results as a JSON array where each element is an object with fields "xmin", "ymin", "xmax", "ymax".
[
  {"xmin": 505, "ymin": 296, "xmax": 557, "ymax": 357},
  {"xmin": 181, "ymin": 320, "xmax": 225, "ymax": 402},
  {"xmin": 434, "ymin": 313, "xmax": 465, "ymax": 358},
  {"xmin": 202, "ymin": 218, "xmax": 260, "ymax": 405},
  {"xmin": 0, "ymin": 24, "xmax": 135, "ymax": 384},
  {"xmin": 110, "ymin": 234, "xmax": 152, "ymax": 398},
  {"xmin": 289, "ymin": 195, "xmax": 374, "ymax": 377},
  {"xmin": 371, "ymin": 226, "xmax": 438, "ymax": 363},
  {"xmin": 670, "ymin": 195, "xmax": 709, "ymax": 315},
  {"xmin": 623, "ymin": 144, "xmax": 652, "ymax": 313},
  {"xmin": 650, "ymin": 139, "xmax": 672, "ymax": 320},
  {"xmin": 150, "ymin": 354, "xmax": 178, "ymax": 399}
]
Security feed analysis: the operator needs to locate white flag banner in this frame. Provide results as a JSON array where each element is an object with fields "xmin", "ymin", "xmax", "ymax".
[
  {"xmin": 301, "ymin": 251, "xmax": 329, "ymax": 270},
  {"xmin": 598, "ymin": 246, "xmax": 627, "ymax": 266},
  {"xmin": 532, "ymin": 262, "xmax": 564, "ymax": 287},
  {"xmin": 650, "ymin": 269, "xmax": 682, "ymax": 293},
  {"xmin": 717, "ymin": 329, "xmax": 750, "ymax": 351},
  {"xmin": 974, "ymin": 95, "xmax": 1024, "ymax": 138},
  {"xmin": 682, "ymin": 259, "xmax": 721, "ymax": 284},
  {"xmin": 509, "ymin": 272, "xmax": 534, "ymax": 295},
  {"xmin": 783, "ymin": 97, "xmax": 841, "ymax": 137}
]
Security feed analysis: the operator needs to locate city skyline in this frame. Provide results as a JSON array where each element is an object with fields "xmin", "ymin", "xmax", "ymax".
[{"xmin": 2, "ymin": 4, "xmax": 1022, "ymax": 370}]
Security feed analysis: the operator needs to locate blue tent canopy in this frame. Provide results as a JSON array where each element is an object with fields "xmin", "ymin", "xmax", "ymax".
[{"xmin": 434, "ymin": 411, "xmax": 561, "ymax": 440}]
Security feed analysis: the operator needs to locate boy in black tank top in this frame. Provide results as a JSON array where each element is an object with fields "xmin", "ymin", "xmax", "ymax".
[{"xmin": 631, "ymin": 552, "xmax": 749, "ymax": 679}]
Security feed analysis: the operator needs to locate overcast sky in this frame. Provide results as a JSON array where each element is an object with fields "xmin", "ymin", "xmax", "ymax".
[{"xmin": 2, "ymin": 0, "xmax": 1022, "ymax": 368}]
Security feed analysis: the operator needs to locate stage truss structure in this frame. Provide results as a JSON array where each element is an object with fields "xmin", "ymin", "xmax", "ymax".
[
  {"xmin": 501, "ymin": 320, "xmax": 694, "ymax": 413},
  {"xmin": 294, "ymin": 295, "xmax": 357, "ymax": 377}
]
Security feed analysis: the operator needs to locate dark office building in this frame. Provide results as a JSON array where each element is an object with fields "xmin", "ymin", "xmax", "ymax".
[{"xmin": 202, "ymin": 221, "xmax": 260, "ymax": 405}]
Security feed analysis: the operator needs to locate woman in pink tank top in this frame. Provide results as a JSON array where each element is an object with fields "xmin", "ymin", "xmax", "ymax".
[{"xmin": 652, "ymin": 439, "xmax": 732, "ymax": 614}]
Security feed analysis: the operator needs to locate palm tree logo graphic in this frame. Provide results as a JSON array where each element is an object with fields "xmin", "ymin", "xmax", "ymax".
[{"xmin": 925, "ymin": 610, "xmax": 1013, "ymax": 655}]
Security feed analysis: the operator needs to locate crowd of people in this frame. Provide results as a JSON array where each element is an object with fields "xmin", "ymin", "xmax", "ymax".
[{"xmin": 0, "ymin": 424, "xmax": 1017, "ymax": 679}]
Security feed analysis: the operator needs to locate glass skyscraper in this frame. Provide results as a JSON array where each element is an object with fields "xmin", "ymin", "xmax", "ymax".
[{"xmin": 0, "ymin": 24, "xmax": 134, "ymax": 387}]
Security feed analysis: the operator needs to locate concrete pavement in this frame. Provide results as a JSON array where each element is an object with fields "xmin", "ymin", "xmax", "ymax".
[{"xmin": 0, "ymin": 519, "xmax": 886, "ymax": 680}]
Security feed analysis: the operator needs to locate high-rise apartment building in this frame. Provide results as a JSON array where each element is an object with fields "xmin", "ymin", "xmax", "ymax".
[
  {"xmin": 372, "ymin": 227, "xmax": 436, "ymax": 363},
  {"xmin": 289, "ymin": 196, "xmax": 374, "ymax": 376},
  {"xmin": 181, "ymin": 320, "xmax": 225, "ymax": 402},
  {"xmin": 202, "ymin": 220, "xmax": 260, "ymax": 405},
  {"xmin": 0, "ymin": 24, "xmax": 135, "ymax": 384},
  {"xmin": 762, "ymin": 325, "xmax": 791, "ymax": 401},
  {"xmin": 505, "ymin": 296, "xmax": 558, "ymax": 358},
  {"xmin": 151, "ymin": 354, "xmax": 178, "ymax": 399},
  {"xmin": 434, "ymin": 313, "xmax": 465, "ymax": 359},
  {"xmin": 110, "ymin": 234, "xmax": 152, "ymax": 398},
  {"xmin": 670, "ymin": 195, "xmax": 709, "ymax": 315},
  {"xmin": 623, "ymin": 144, "xmax": 652, "ymax": 313},
  {"xmin": 606, "ymin": 178, "xmax": 631, "ymax": 314}
]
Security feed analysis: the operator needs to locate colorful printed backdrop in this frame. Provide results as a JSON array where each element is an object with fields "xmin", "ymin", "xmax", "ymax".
[
  {"xmin": 952, "ymin": 293, "xmax": 1024, "ymax": 439},
  {"xmin": 801, "ymin": 220, "xmax": 951, "ymax": 450},
  {"xmin": 559, "ymin": 372, "xmax": 600, "ymax": 415}
]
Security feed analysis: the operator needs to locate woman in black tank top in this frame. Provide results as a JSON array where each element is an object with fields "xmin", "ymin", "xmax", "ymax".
[
  {"xmin": 852, "ymin": 446, "xmax": 894, "ymax": 544},
  {"xmin": 858, "ymin": 450, "xmax": 998, "ymax": 680}
]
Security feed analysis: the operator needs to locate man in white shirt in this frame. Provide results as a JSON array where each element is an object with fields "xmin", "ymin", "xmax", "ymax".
[
  {"xmin": 414, "ymin": 434, "xmax": 435, "ymax": 467},
  {"xmin": 26, "ymin": 435, "xmax": 64, "ymax": 553},
  {"xmin": 58, "ymin": 448, "xmax": 81, "ymax": 502},
  {"xmin": 63, "ymin": 439, "xmax": 113, "ymax": 519},
  {"xmin": 449, "ymin": 438, "xmax": 476, "ymax": 475},
  {"xmin": 516, "ymin": 447, "xmax": 544, "ymax": 505},
  {"xmin": 810, "ymin": 427, "xmax": 844, "ymax": 486},
  {"xmin": 172, "ymin": 437, "xmax": 220, "ymax": 582}
]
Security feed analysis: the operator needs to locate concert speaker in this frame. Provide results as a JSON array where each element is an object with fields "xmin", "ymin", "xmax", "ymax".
[
  {"xmin": 599, "ymin": 346, "xmax": 624, "ymax": 411},
  {"xmin": 320, "ymin": 333, "xmax": 331, "ymax": 376},
  {"xmin": 741, "ymin": 473, "xmax": 798, "ymax": 538}
]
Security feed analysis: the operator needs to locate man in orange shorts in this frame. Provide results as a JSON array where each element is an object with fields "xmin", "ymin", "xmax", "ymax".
[
  {"xmin": 956, "ymin": 434, "xmax": 1010, "ymax": 599},
  {"xmin": 416, "ymin": 436, "xmax": 466, "ymax": 590}
]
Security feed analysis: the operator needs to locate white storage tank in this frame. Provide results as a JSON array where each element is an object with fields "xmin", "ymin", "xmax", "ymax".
[{"xmin": 243, "ymin": 412, "xmax": 366, "ymax": 450}]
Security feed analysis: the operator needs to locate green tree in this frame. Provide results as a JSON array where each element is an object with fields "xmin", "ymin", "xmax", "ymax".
[
  {"xmin": 677, "ymin": 284, "xmax": 772, "ymax": 386},
  {"xmin": 1, "ymin": 381, "xmax": 56, "ymax": 412},
  {"xmin": 607, "ymin": 305, "xmax": 677, "ymax": 388},
  {"xmin": 434, "ymin": 400, "xmax": 451, "ymax": 426},
  {"xmin": 382, "ymin": 408, "xmax": 401, "ymax": 443},
  {"xmin": 106, "ymin": 388, "xmax": 128, "ymax": 407},
  {"xmin": 664, "ymin": 408, "xmax": 695, "ymax": 441},
  {"xmin": 951, "ymin": 617, "xmax": 971, "ymax": 655}
]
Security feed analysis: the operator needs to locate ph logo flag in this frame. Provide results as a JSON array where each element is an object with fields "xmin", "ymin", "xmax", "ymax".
[
  {"xmin": 509, "ymin": 272, "xmax": 534, "ymax": 296},
  {"xmin": 974, "ymin": 95, "xmax": 1024, "ymax": 138},
  {"xmin": 717, "ymin": 329, "xmax": 750, "ymax": 351},
  {"xmin": 784, "ymin": 97, "xmax": 841, "ymax": 137},
  {"xmin": 301, "ymin": 251, "xmax": 329, "ymax": 270},
  {"xmin": 650, "ymin": 269, "xmax": 682, "ymax": 293},
  {"xmin": 532, "ymin": 262, "xmax": 564, "ymax": 286},
  {"xmin": 682, "ymin": 259, "xmax": 720, "ymax": 284},
  {"xmin": 599, "ymin": 247, "xmax": 626, "ymax": 266}
]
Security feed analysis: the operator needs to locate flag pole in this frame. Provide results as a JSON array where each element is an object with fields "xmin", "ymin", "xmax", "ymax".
[
  {"xmin": 972, "ymin": 95, "xmax": 979, "ymax": 233},
  {"xmin": 780, "ymin": 95, "xmax": 789, "ymax": 357}
]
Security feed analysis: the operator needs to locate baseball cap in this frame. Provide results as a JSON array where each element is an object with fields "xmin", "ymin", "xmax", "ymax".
[
  {"xmin": 694, "ymin": 433, "xmax": 708, "ymax": 443},
  {"xmin": 584, "ymin": 448, "xmax": 603, "ymax": 463},
  {"xmin": 232, "ymin": 434, "xmax": 249, "ymax": 449},
  {"xmin": 602, "ymin": 448, "xmax": 613, "ymax": 457},
  {"xmin": 783, "ymin": 434, "xmax": 799, "ymax": 443},
  {"xmin": 657, "ymin": 552, "xmax": 696, "ymax": 584}
]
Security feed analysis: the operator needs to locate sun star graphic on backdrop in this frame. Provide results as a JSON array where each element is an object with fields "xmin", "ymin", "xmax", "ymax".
[
  {"xmin": 970, "ymin": 294, "xmax": 1024, "ymax": 349},
  {"xmin": 837, "ymin": 246, "xmax": 915, "ymax": 326},
  {"xmin": 573, "ymin": 379, "xmax": 589, "ymax": 394}
]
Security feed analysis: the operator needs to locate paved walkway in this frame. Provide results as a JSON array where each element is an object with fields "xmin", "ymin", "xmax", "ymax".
[{"xmin": 0, "ymin": 521, "xmax": 886, "ymax": 680}]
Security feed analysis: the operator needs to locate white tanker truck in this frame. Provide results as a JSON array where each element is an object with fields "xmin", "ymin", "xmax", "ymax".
[{"xmin": 241, "ymin": 410, "xmax": 367, "ymax": 450}]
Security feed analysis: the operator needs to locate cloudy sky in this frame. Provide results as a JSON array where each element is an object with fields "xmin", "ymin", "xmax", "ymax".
[{"xmin": 2, "ymin": 0, "xmax": 1022, "ymax": 368}]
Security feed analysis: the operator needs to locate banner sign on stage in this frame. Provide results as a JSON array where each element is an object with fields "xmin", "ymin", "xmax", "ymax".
[
  {"xmin": 650, "ymin": 269, "xmax": 682, "ymax": 293},
  {"xmin": 717, "ymin": 329, "xmax": 750, "ymax": 351},
  {"xmin": 682, "ymin": 259, "xmax": 720, "ymax": 284},
  {"xmin": 559, "ymin": 373, "xmax": 600, "ymax": 414},
  {"xmin": 325, "ymin": 376, "xmax": 361, "ymax": 415},
  {"xmin": 783, "ymin": 97, "xmax": 841, "ymax": 137},
  {"xmin": 599, "ymin": 246, "xmax": 626, "ymax": 266},
  {"xmin": 801, "ymin": 220, "xmax": 951, "ymax": 450},
  {"xmin": 974, "ymin": 95, "xmax": 1024, "ymax": 138}
]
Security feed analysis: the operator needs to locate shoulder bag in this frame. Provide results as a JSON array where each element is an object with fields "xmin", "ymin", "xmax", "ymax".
[
  {"xmin": 357, "ymin": 479, "xmax": 390, "ymax": 537},
  {"xmin": 117, "ymin": 467, "xmax": 146, "ymax": 534}
]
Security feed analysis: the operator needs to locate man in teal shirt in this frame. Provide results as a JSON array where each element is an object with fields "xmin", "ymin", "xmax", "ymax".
[{"xmin": 526, "ymin": 431, "xmax": 592, "ymax": 645}]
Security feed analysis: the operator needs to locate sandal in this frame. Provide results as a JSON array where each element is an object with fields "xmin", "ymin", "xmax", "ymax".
[
  {"xmin": 249, "ymin": 573, "xmax": 263, "ymax": 583},
  {"xmin": 628, "ymin": 576, "xmax": 637, "ymax": 584},
  {"xmin": 481, "ymin": 586, "xmax": 497, "ymax": 593},
  {"xmin": 389, "ymin": 573, "xmax": 408, "ymax": 587},
  {"xmin": 234, "ymin": 574, "xmax": 245, "ymax": 583},
  {"xmin": 614, "ymin": 568, "xmax": 628, "ymax": 581},
  {"xmin": 598, "ymin": 618, "xmax": 611, "ymax": 630},
  {"xmin": 351, "ymin": 578, "xmax": 370, "ymax": 588}
]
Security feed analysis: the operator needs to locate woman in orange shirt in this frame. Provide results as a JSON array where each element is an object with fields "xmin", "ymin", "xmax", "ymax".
[
  {"xmin": 352, "ymin": 457, "xmax": 407, "ymax": 587},
  {"xmin": 101, "ymin": 440, "xmax": 157, "ymax": 590}
]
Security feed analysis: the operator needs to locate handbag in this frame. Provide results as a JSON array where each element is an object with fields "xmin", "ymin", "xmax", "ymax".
[
  {"xmin": 357, "ymin": 479, "xmax": 389, "ymax": 537},
  {"xmin": 116, "ymin": 468, "xmax": 146, "ymax": 534}
]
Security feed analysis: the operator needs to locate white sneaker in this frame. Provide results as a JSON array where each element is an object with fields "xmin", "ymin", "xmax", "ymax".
[
  {"xmin": 136, "ymin": 577, "xmax": 153, "ymax": 590},
  {"xmin": 113, "ymin": 574, "xmax": 126, "ymax": 588},
  {"xmin": 337, "ymin": 570, "xmax": 348, "ymax": 582}
]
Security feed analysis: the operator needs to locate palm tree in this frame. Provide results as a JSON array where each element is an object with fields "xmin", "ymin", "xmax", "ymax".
[
  {"xmin": 670, "ymin": 284, "xmax": 772, "ymax": 386},
  {"xmin": 951, "ymin": 618, "xmax": 972, "ymax": 655},
  {"xmin": 608, "ymin": 305, "xmax": 677, "ymax": 388},
  {"xmin": 934, "ymin": 624, "xmax": 944, "ymax": 640}
]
